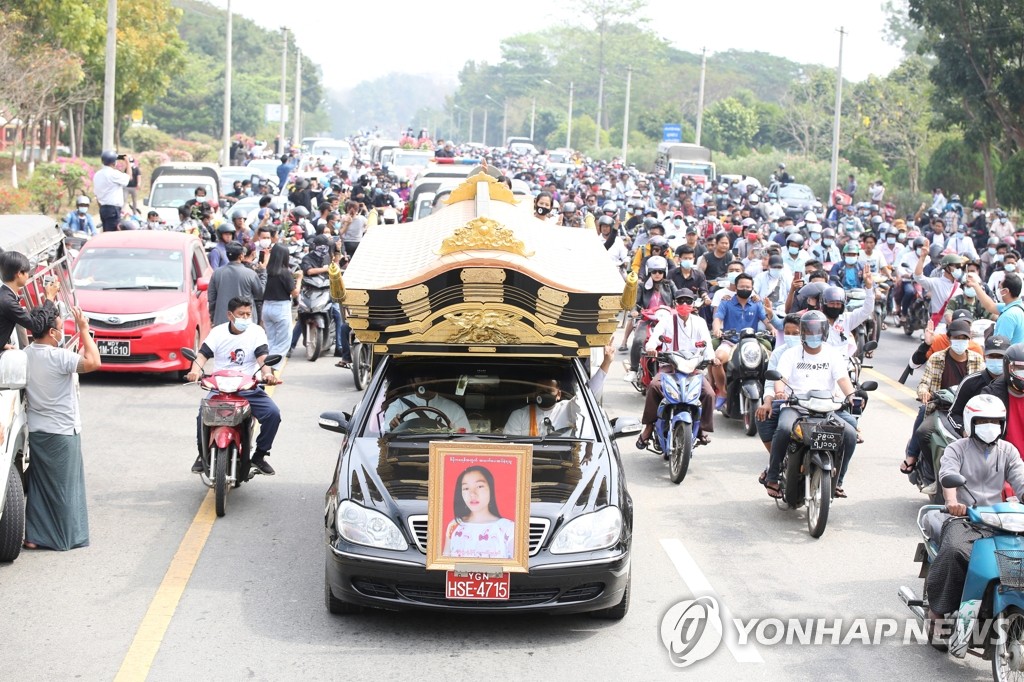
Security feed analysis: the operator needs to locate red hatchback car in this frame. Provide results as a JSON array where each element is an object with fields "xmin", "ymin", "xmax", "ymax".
[{"xmin": 72, "ymin": 231, "xmax": 212, "ymax": 375}]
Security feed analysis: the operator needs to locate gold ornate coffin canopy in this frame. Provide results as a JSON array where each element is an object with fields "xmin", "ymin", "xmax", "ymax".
[{"xmin": 341, "ymin": 173, "xmax": 629, "ymax": 357}]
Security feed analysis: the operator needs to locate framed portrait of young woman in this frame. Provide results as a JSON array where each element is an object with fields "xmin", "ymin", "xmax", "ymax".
[{"xmin": 426, "ymin": 442, "xmax": 532, "ymax": 574}]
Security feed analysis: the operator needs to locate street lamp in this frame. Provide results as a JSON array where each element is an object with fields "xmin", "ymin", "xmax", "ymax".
[
  {"xmin": 485, "ymin": 94, "xmax": 507, "ymax": 147},
  {"xmin": 543, "ymin": 79, "xmax": 574, "ymax": 150}
]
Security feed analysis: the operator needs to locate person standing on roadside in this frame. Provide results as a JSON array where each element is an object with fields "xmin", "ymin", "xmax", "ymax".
[
  {"xmin": 0, "ymin": 251, "xmax": 60, "ymax": 349},
  {"xmin": 93, "ymin": 151, "xmax": 130, "ymax": 232},
  {"xmin": 123, "ymin": 156, "xmax": 141, "ymax": 215},
  {"xmin": 208, "ymin": 242, "xmax": 266, "ymax": 326},
  {"xmin": 22, "ymin": 302, "xmax": 101, "ymax": 551}
]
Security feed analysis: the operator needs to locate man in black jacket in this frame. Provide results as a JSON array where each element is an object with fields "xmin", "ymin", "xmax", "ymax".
[
  {"xmin": 0, "ymin": 251, "xmax": 60, "ymax": 348},
  {"xmin": 949, "ymin": 335, "xmax": 1011, "ymax": 432}
]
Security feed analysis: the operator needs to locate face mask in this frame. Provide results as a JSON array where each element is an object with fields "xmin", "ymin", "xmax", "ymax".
[
  {"xmin": 950, "ymin": 268, "xmax": 963, "ymax": 280},
  {"xmin": 975, "ymin": 422, "xmax": 1002, "ymax": 444},
  {"xmin": 259, "ymin": 238, "xmax": 271, "ymax": 248},
  {"xmin": 534, "ymin": 393, "xmax": 558, "ymax": 409},
  {"xmin": 148, "ymin": 221, "xmax": 161, "ymax": 229},
  {"xmin": 949, "ymin": 339, "xmax": 969, "ymax": 355},
  {"xmin": 844, "ymin": 256, "xmax": 857, "ymax": 265},
  {"xmin": 809, "ymin": 232, "xmax": 821, "ymax": 241},
  {"xmin": 784, "ymin": 334, "xmax": 801, "ymax": 348},
  {"xmin": 898, "ymin": 234, "xmax": 907, "ymax": 243},
  {"xmin": 973, "ymin": 211, "xmax": 982, "ymax": 218},
  {"xmin": 1008, "ymin": 263, "xmax": 1018, "ymax": 272},
  {"xmin": 726, "ymin": 272, "xmax": 739, "ymax": 284},
  {"xmin": 804, "ymin": 334, "xmax": 823, "ymax": 349},
  {"xmin": 679, "ymin": 259, "xmax": 693, "ymax": 270},
  {"xmin": 536, "ymin": 206, "xmax": 551, "ymax": 216},
  {"xmin": 823, "ymin": 306, "xmax": 842, "ymax": 321},
  {"xmin": 990, "ymin": 247, "xmax": 998, "ymax": 256},
  {"xmin": 887, "ymin": 237, "xmax": 897, "ymax": 246},
  {"xmin": 77, "ymin": 206, "xmax": 87, "ymax": 214},
  {"xmin": 824, "ymin": 239, "xmax": 834, "ymax": 247},
  {"xmin": 987, "ymin": 359, "xmax": 1005, "ymax": 376},
  {"xmin": 675, "ymin": 303, "xmax": 693, "ymax": 317},
  {"xmin": 232, "ymin": 316, "xmax": 251, "ymax": 332},
  {"xmin": 673, "ymin": 218, "xmax": 682, "ymax": 227},
  {"xmin": 995, "ymin": 254, "xmax": 1005, "ymax": 263},
  {"xmin": 964, "ymin": 286, "xmax": 977, "ymax": 298},
  {"xmin": 770, "ymin": 267, "xmax": 784, "ymax": 277},
  {"xmin": 1001, "ymin": 218, "xmax": 1008, "ymax": 224},
  {"xmin": 50, "ymin": 328, "xmax": 64, "ymax": 346},
  {"xmin": 916, "ymin": 248, "xmax": 923, "ymax": 257},
  {"xmin": 788, "ymin": 246, "xmax": 800, "ymax": 256},
  {"xmin": 735, "ymin": 288, "xmax": 751, "ymax": 299}
]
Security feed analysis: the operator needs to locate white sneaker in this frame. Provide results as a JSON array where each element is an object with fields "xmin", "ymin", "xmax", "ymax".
[
  {"xmin": 623, "ymin": 371, "xmax": 636, "ymax": 383},
  {"xmin": 922, "ymin": 482, "xmax": 937, "ymax": 495}
]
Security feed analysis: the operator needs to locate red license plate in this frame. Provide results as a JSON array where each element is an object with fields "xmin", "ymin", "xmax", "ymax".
[{"xmin": 445, "ymin": 571, "xmax": 510, "ymax": 601}]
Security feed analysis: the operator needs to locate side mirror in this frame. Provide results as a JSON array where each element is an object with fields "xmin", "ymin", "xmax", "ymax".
[
  {"xmin": 765, "ymin": 370, "xmax": 782, "ymax": 382},
  {"xmin": 197, "ymin": 277, "xmax": 209, "ymax": 292},
  {"xmin": 609, "ymin": 416, "xmax": 642, "ymax": 439},
  {"xmin": 181, "ymin": 347, "xmax": 198, "ymax": 363},
  {"xmin": 863, "ymin": 341, "xmax": 878, "ymax": 353},
  {"xmin": 319, "ymin": 411, "xmax": 350, "ymax": 435},
  {"xmin": 263, "ymin": 354, "xmax": 283, "ymax": 367},
  {"xmin": 860, "ymin": 381, "xmax": 878, "ymax": 392},
  {"xmin": 940, "ymin": 472, "xmax": 967, "ymax": 489}
]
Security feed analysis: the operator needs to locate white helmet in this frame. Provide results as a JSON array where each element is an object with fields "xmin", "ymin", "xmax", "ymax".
[
  {"xmin": 646, "ymin": 256, "xmax": 668, "ymax": 273},
  {"xmin": 804, "ymin": 211, "xmax": 819, "ymax": 224},
  {"xmin": 963, "ymin": 394, "xmax": 1006, "ymax": 443}
]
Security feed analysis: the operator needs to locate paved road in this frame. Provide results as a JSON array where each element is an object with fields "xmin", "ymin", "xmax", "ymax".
[{"xmin": 0, "ymin": 323, "xmax": 994, "ymax": 681}]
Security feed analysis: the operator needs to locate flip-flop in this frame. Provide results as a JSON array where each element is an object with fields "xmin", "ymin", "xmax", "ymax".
[
  {"xmin": 834, "ymin": 487, "xmax": 848, "ymax": 498},
  {"xmin": 899, "ymin": 458, "xmax": 917, "ymax": 474},
  {"xmin": 758, "ymin": 469, "xmax": 767, "ymax": 486},
  {"xmin": 765, "ymin": 481, "xmax": 783, "ymax": 499},
  {"xmin": 635, "ymin": 435, "xmax": 650, "ymax": 451},
  {"xmin": 335, "ymin": 361, "xmax": 351, "ymax": 369}
]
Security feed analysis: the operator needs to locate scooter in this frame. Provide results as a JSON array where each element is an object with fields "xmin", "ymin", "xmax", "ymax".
[
  {"xmin": 297, "ymin": 274, "xmax": 335, "ymax": 361},
  {"xmin": 641, "ymin": 349, "xmax": 711, "ymax": 485},
  {"xmin": 899, "ymin": 473, "xmax": 1024, "ymax": 678},
  {"xmin": 906, "ymin": 388, "xmax": 958, "ymax": 502},
  {"xmin": 182, "ymin": 347, "xmax": 282, "ymax": 517},
  {"xmin": 904, "ymin": 283, "xmax": 930, "ymax": 337},
  {"xmin": 766, "ymin": 369, "xmax": 877, "ymax": 538},
  {"xmin": 720, "ymin": 328, "xmax": 773, "ymax": 437},
  {"xmin": 626, "ymin": 309, "xmax": 663, "ymax": 394}
]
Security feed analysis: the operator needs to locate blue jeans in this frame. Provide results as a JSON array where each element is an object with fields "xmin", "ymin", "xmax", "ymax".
[
  {"xmin": 197, "ymin": 387, "xmax": 281, "ymax": 455},
  {"xmin": 261, "ymin": 299, "xmax": 292, "ymax": 357},
  {"xmin": 899, "ymin": 281, "xmax": 916, "ymax": 316},
  {"xmin": 330, "ymin": 303, "xmax": 344, "ymax": 352}
]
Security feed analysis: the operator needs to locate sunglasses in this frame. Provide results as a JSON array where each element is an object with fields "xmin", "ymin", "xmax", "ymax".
[{"xmin": 650, "ymin": 270, "xmax": 666, "ymax": 275}]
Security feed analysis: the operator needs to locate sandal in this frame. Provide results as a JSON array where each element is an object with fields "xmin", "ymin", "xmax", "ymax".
[
  {"xmin": 335, "ymin": 360, "xmax": 352, "ymax": 369},
  {"xmin": 765, "ymin": 481, "xmax": 783, "ymax": 499},
  {"xmin": 899, "ymin": 457, "xmax": 917, "ymax": 474},
  {"xmin": 696, "ymin": 434, "xmax": 711, "ymax": 446},
  {"xmin": 834, "ymin": 486, "xmax": 848, "ymax": 498},
  {"xmin": 635, "ymin": 435, "xmax": 650, "ymax": 451},
  {"xmin": 757, "ymin": 469, "xmax": 767, "ymax": 486},
  {"xmin": 617, "ymin": 344, "xmax": 628, "ymax": 352}
]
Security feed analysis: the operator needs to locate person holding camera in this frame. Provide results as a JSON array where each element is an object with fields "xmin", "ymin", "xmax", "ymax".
[{"xmin": 93, "ymin": 151, "xmax": 130, "ymax": 231}]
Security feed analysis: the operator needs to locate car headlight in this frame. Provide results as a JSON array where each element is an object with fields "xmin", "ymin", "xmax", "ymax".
[
  {"xmin": 550, "ymin": 507, "xmax": 623, "ymax": 555},
  {"xmin": 740, "ymin": 342, "xmax": 762, "ymax": 369},
  {"xmin": 337, "ymin": 500, "xmax": 408, "ymax": 551},
  {"xmin": 155, "ymin": 302, "xmax": 189, "ymax": 326}
]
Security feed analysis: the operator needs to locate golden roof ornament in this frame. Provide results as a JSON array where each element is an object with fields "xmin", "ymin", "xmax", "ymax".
[{"xmin": 436, "ymin": 217, "xmax": 535, "ymax": 257}]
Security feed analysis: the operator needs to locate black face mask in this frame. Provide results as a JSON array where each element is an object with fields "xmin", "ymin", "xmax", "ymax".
[
  {"xmin": 536, "ymin": 206, "xmax": 551, "ymax": 216},
  {"xmin": 735, "ymin": 289, "xmax": 752, "ymax": 299},
  {"xmin": 533, "ymin": 393, "xmax": 558, "ymax": 409},
  {"xmin": 823, "ymin": 305, "xmax": 842, "ymax": 321}
]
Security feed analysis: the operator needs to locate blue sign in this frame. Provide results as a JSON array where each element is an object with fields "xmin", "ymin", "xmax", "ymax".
[{"xmin": 663, "ymin": 124, "xmax": 683, "ymax": 142}]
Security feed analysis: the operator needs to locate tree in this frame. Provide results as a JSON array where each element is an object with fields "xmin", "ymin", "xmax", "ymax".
[
  {"xmin": 703, "ymin": 97, "xmax": 759, "ymax": 156},
  {"xmin": 777, "ymin": 68, "xmax": 836, "ymax": 158},
  {"xmin": 924, "ymin": 136, "xmax": 985, "ymax": 200},
  {"xmin": 997, "ymin": 150, "xmax": 1024, "ymax": 209}
]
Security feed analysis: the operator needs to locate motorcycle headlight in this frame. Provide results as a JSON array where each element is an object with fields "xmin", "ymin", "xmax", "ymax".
[
  {"xmin": 740, "ymin": 343, "xmax": 762, "ymax": 369},
  {"xmin": 978, "ymin": 512, "xmax": 1024, "ymax": 533},
  {"xmin": 550, "ymin": 507, "xmax": 623, "ymax": 555},
  {"xmin": 155, "ymin": 302, "xmax": 189, "ymax": 326},
  {"xmin": 663, "ymin": 379, "xmax": 681, "ymax": 402},
  {"xmin": 337, "ymin": 500, "xmax": 408, "ymax": 551}
]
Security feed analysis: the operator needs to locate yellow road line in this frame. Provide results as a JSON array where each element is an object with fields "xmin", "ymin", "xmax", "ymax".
[
  {"xmin": 872, "ymin": 388, "xmax": 920, "ymax": 418},
  {"xmin": 114, "ymin": 359, "xmax": 287, "ymax": 682},
  {"xmin": 864, "ymin": 367, "xmax": 918, "ymax": 399}
]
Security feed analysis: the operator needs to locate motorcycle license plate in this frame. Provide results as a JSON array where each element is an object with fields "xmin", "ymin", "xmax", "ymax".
[
  {"xmin": 811, "ymin": 424, "xmax": 844, "ymax": 452},
  {"xmin": 445, "ymin": 571, "xmax": 510, "ymax": 601},
  {"xmin": 97, "ymin": 340, "xmax": 130, "ymax": 356}
]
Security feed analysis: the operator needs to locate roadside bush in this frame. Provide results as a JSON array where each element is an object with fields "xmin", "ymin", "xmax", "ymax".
[
  {"xmin": 24, "ymin": 171, "xmax": 64, "ymax": 215},
  {"xmin": 0, "ymin": 185, "xmax": 31, "ymax": 213},
  {"xmin": 48, "ymin": 158, "xmax": 92, "ymax": 203},
  {"xmin": 165, "ymin": 149, "xmax": 194, "ymax": 162},
  {"xmin": 123, "ymin": 126, "xmax": 173, "ymax": 153}
]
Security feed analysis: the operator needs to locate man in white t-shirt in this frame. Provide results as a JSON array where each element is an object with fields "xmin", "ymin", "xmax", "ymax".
[
  {"xmin": 93, "ymin": 150, "xmax": 130, "ymax": 232},
  {"xmin": 383, "ymin": 375, "xmax": 472, "ymax": 433},
  {"xmin": 761, "ymin": 311, "xmax": 857, "ymax": 498},
  {"xmin": 186, "ymin": 297, "xmax": 281, "ymax": 475}
]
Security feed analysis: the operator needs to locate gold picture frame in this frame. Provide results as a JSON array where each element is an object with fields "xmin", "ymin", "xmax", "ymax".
[{"xmin": 426, "ymin": 442, "xmax": 533, "ymax": 573}]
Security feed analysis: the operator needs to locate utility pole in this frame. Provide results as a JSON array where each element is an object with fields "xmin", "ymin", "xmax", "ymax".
[
  {"xmin": 469, "ymin": 107, "xmax": 475, "ymax": 144},
  {"xmin": 278, "ymin": 28, "xmax": 287, "ymax": 152},
  {"xmin": 621, "ymin": 66, "xmax": 632, "ymax": 163},
  {"xmin": 695, "ymin": 47, "xmax": 706, "ymax": 146},
  {"xmin": 829, "ymin": 27, "xmax": 846, "ymax": 197},
  {"xmin": 483, "ymin": 108, "xmax": 489, "ymax": 147},
  {"xmin": 101, "ymin": 0, "xmax": 117, "ymax": 151},
  {"xmin": 220, "ymin": 0, "xmax": 233, "ymax": 166},
  {"xmin": 567, "ymin": 81, "xmax": 574, "ymax": 149},
  {"xmin": 502, "ymin": 99, "xmax": 508, "ymax": 146},
  {"xmin": 595, "ymin": 70, "xmax": 605, "ymax": 150},
  {"xmin": 292, "ymin": 47, "xmax": 302, "ymax": 145},
  {"xmin": 530, "ymin": 97, "xmax": 536, "ymax": 141}
]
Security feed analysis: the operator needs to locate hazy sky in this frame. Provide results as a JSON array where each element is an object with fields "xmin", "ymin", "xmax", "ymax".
[{"xmin": 208, "ymin": 0, "xmax": 905, "ymax": 91}]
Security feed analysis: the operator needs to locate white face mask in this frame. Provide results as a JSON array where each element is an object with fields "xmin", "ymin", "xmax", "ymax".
[
  {"xmin": 259, "ymin": 238, "xmax": 271, "ymax": 248},
  {"xmin": 975, "ymin": 422, "xmax": 1002, "ymax": 444}
]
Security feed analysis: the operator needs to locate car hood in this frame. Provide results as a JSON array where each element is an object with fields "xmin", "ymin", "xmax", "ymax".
[{"xmin": 77, "ymin": 289, "xmax": 184, "ymax": 315}]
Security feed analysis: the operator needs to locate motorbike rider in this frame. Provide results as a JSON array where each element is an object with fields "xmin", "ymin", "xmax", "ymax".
[
  {"xmin": 782, "ymin": 232, "xmax": 809, "ymax": 274},
  {"xmin": 820, "ymin": 282, "xmax": 875, "ymax": 361},
  {"xmin": 830, "ymin": 242, "xmax": 867, "ymax": 290},
  {"xmin": 292, "ymin": 234, "xmax": 345, "ymax": 359},
  {"xmin": 630, "ymin": 221, "xmax": 669, "ymax": 274},
  {"xmin": 923, "ymin": 394, "xmax": 1024, "ymax": 630},
  {"xmin": 625, "ymin": 256, "xmax": 677, "ymax": 380},
  {"xmin": 186, "ymin": 297, "xmax": 281, "ymax": 475},
  {"xmin": 948, "ymin": 264, "xmax": 995, "ymax": 321},
  {"xmin": 635, "ymin": 288, "xmax": 716, "ymax": 449},
  {"xmin": 761, "ymin": 311, "xmax": 857, "ymax": 498},
  {"xmin": 598, "ymin": 215, "xmax": 629, "ymax": 273},
  {"xmin": 698, "ymin": 231, "xmax": 733, "ymax": 290},
  {"xmin": 636, "ymin": 235, "xmax": 675, "ymax": 280},
  {"xmin": 755, "ymin": 313, "xmax": 803, "ymax": 454},
  {"xmin": 813, "ymin": 227, "xmax": 841, "ymax": 265},
  {"xmin": 897, "ymin": 236, "xmax": 928, "ymax": 324},
  {"xmin": 752, "ymin": 254, "xmax": 790, "ymax": 311},
  {"xmin": 62, "ymin": 196, "xmax": 98, "ymax": 237},
  {"xmin": 711, "ymin": 272, "xmax": 772, "ymax": 409},
  {"xmin": 946, "ymin": 334, "xmax": 1011, "ymax": 434},
  {"xmin": 987, "ymin": 251, "xmax": 1019, "ymax": 293},
  {"xmin": 914, "ymin": 243, "xmax": 966, "ymax": 326}
]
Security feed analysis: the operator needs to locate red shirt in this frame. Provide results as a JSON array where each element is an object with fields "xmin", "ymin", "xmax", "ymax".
[{"xmin": 1004, "ymin": 396, "xmax": 1024, "ymax": 498}]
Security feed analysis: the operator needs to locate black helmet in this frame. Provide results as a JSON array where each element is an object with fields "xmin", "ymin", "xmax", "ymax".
[
  {"xmin": 798, "ymin": 282, "xmax": 827, "ymax": 310},
  {"xmin": 597, "ymin": 215, "xmax": 615, "ymax": 229},
  {"xmin": 799, "ymin": 310, "xmax": 829, "ymax": 343},
  {"xmin": 1005, "ymin": 343, "xmax": 1024, "ymax": 396},
  {"xmin": 291, "ymin": 206, "xmax": 310, "ymax": 219},
  {"xmin": 648, "ymin": 235, "xmax": 669, "ymax": 250},
  {"xmin": 643, "ymin": 216, "xmax": 660, "ymax": 232},
  {"xmin": 822, "ymin": 285, "xmax": 846, "ymax": 306},
  {"xmin": 217, "ymin": 223, "xmax": 236, "ymax": 234},
  {"xmin": 913, "ymin": 236, "xmax": 927, "ymax": 249},
  {"xmin": 561, "ymin": 201, "xmax": 577, "ymax": 214},
  {"xmin": 786, "ymin": 233, "xmax": 805, "ymax": 247}
]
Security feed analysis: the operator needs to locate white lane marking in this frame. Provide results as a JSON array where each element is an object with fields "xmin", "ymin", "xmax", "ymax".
[{"xmin": 661, "ymin": 538, "xmax": 764, "ymax": 664}]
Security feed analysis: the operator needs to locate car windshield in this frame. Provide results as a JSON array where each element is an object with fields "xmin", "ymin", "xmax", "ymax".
[
  {"xmin": 312, "ymin": 145, "xmax": 352, "ymax": 159},
  {"xmin": 671, "ymin": 163, "xmax": 712, "ymax": 182},
  {"xmin": 73, "ymin": 247, "xmax": 185, "ymax": 290},
  {"xmin": 150, "ymin": 182, "xmax": 212, "ymax": 208},
  {"xmin": 360, "ymin": 359, "xmax": 599, "ymax": 441},
  {"xmin": 391, "ymin": 153, "xmax": 433, "ymax": 167},
  {"xmin": 779, "ymin": 184, "xmax": 815, "ymax": 201}
]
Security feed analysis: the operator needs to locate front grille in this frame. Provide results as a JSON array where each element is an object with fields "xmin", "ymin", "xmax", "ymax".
[
  {"xmin": 408, "ymin": 516, "xmax": 549, "ymax": 556},
  {"xmin": 351, "ymin": 578, "xmax": 398, "ymax": 599},
  {"xmin": 89, "ymin": 317, "xmax": 155, "ymax": 330},
  {"xmin": 100, "ymin": 354, "xmax": 161, "ymax": 365},
  {"xmin": 395, "ymin": 583, "xmax": 559, "ymax": 607}
]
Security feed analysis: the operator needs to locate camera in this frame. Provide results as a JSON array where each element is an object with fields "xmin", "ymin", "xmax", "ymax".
[{"xmin": 117, "ymin": 154, "xmax": 127, "ymax": 160}]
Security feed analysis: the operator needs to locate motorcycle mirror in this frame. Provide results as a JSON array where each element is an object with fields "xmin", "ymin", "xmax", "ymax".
[
  {"xmin": 863, "ymin": 341, "xmax": 878, "ymax": 353},
  {"xmin": 181, "ymin": 347, "xmax": 198, "ymax": 362},
  {"xmin": 940, "ymin": 472, "xmax": 967, "ymax": 489},
  {"xmin": 765, "ymin": 370, "xmax": 782, "ymax": 381},
  {"xmin": 262, "ymin": 354, "xmax": 283, "ymax": 367},
  {"xmin": 860, "ymin": 381, "xmax": 878, "ymax": 391}
]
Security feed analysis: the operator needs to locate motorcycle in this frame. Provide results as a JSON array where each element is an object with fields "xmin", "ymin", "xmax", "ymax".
[
  {"xmin": 720, "ymin": 328, "xmax": 774, "ymax": 437},
  {"xmin": 297, "ymin": 274, "xmax": 335, "ymax": 361},
  {"xmin": 765, "ymin": 369, "xmax": 878, "ymax": 538},
  {"xmin": 181, "ymin": 347, "xmax": 282, "ymax": 517},
  {"xmin": 904, "ymin": 282, "xmax": 930, "ymax": 337},
  {"xmin": 906, "ymin": 388, "xmax": 958, "ymax": 502},
  {"xmin": 640, "ymin": 350, "xmax": 711, "ymax": 484},
  {"xmin": 847, "ymin": 288, "xmax": 871, "ymax": 358},
  {"xmin": 899, "ymin": 474, "xmax": 1024, "ymax": 677},
  {"xmin": 626, "ymin": 309, "xmax": 663, "ymax": 394},
  {"xmin": 872, "ymin": 275, "xmax": 891, "ymax": 343}
]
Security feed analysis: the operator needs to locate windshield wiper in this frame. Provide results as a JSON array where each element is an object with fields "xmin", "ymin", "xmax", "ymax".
[{"xmin": 101, "ymin": 285, "xmax": 181, "ymax": 290}]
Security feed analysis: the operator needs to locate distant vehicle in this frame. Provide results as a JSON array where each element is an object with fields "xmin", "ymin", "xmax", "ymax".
[
  {"xmin": 368, "ymin": 139, "xmax": 400, "ymax": 166},
  {"xmin": 507, "ymin": 137, "xmax": 538, "ymax": 155},
  {"xmin": 386, "ymin": 149, "xmax": 435, "ymax": 181},
  {"xmin": 718, "ymin": 174, "xmax": 763, "ymax": 192},
  {"xmin": 655, "ymin": 143, "xmax": 716, "ymax": 187},
  {"xmin": 300, "ymin": 136, "xmax": 329, "ymax": 152},
  {"xmin": 146, "ymin": 163, "xmax": 221, "ymax": 225},
  {"xmin": 309, "ymin": 139, "xmax": 354, "ymax": 166},
  {"xmin": 218, "ymin": 165, "xmax": 264, "ymax": 191},
  {"xmin": 546, "ymin": 149, "xmax": 573, "ymax": 165},
  {"xmin": 72, "ymin": 231, "xmax": 213, "ymax": 377},
  {"xmin": 774, "ymin": 183, "xmax": 818, "ymax": 221}
]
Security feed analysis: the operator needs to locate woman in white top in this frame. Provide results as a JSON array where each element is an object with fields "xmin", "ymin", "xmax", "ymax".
[{"xmin": 443, "ymin": 466, "xmax": 514, "ymax": 559}]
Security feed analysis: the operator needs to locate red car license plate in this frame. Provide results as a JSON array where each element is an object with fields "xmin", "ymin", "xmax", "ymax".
[{"xmin": 445, "ymin": 571, "xmax": 510, "ymax": 601}]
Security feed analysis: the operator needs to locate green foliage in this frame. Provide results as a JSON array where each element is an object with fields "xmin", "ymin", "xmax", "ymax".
[
  {"xmin": 0, "ymin": 186, "xmax": 31, "ymax": 213},
  {"xmin": 123, "ymin": 126, "xmax": 174, "ymax": 152},
  {"xmin": 924, "ymin": 137, "xmax": 985, "ymax": 200},
  {"xmin": 24, "ymin": 171, "xmax": 64, "ymax": 215},
  {"xmin": 997, "ymin": 151, "xmax": 1024, "ymax": 209},
  {"xmin": 703, "ymin": 97, "xmax": 759, "ymax": 156},
  {"xmin": 545, "ymin": 115, "xmax": 609, "ymax": 155}
]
